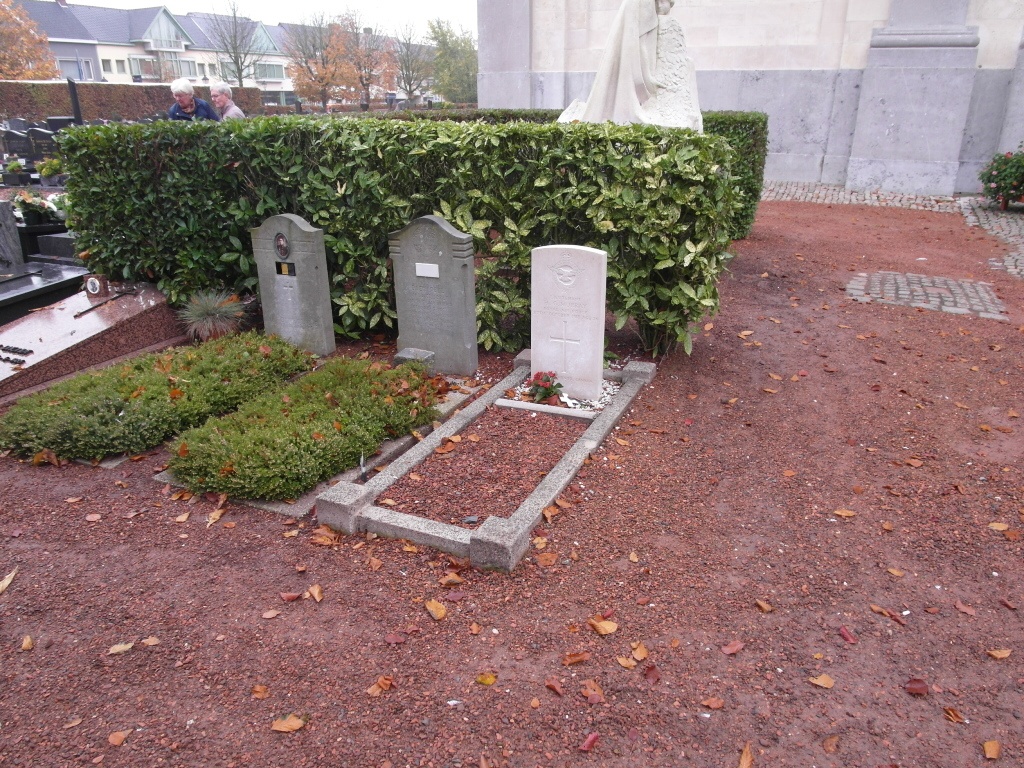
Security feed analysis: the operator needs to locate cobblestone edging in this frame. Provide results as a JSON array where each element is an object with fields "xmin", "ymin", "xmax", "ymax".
[{"xmin": 846, "ymin": 271, "xmax": 1008, "ymax": 321}]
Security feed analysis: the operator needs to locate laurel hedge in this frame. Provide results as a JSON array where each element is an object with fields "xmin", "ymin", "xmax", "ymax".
[{"xmin": 59, "ymin": 115, "xmax": 743, "ymax": 355}]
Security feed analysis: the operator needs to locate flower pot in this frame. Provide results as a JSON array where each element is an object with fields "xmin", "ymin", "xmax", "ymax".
[
  {"xmin": 20, "ymin": 210, "xmax": 43, "ymax": 226},
  {"xmin": 2, "ymin": 172, "xmax": 31, "ymax": 187},
  {"xmin": 544, "ymin": 394, "xmax": 562, "ymax": 406}
]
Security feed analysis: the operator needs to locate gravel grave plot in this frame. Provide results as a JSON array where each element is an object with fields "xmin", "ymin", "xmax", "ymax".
[
  {"xmin": 377, "ymin": 406, "xmax": 589, "ymax": 529},
  {"xmin": 1, "ymin": 201, "xmax": 1023, "ymax": 768}
]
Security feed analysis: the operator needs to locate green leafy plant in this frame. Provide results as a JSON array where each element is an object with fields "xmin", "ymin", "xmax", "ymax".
[
  {"xmin": 177, "ymin": 289, "xmax": 247, "ymax": 341},
  {"xmin": 168, "ymin": 359, "xmax": 443, "ymax": 500},
  {"xmin": 37, "ymin": 157, "xmax": 62, "ymax": 177},
  {"xmin": 979, "ymin": 145, "xmax": 1024, "ymax": 210},
  {"xmin": 0, "ymin": 333, "xmax": 313, "ymax": 461},
  {"xmin": 5, "ymin": 159, "xmax": 24, "ymax": 173},
  {"xmin": 59, "ymin": 115, "xmax": 746, "ymax": 355},
  {"xmin": 528, "ymin": 371, "xmax": 563, "ymax": 402}
]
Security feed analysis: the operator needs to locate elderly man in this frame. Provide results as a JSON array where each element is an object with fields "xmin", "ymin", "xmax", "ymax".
[
  {"xmin": 210, "ymin": 82, "xmax": 245, "ymax": 120},
  {"xmin": 167, "ymin": 78, "xmax": 219, "ymax": 121}
]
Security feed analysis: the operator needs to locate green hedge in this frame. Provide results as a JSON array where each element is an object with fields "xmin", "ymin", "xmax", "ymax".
[
  {"xmin": 0, "ymin": 333, "xmax": 313, "ymax": 461},
  {"xmin": 168, "ymin": 358, "xmax": 442, "ymax": 500},
  {"xmin": 60, "ymin": 116, "xmax": 742, "ymax": 355}
]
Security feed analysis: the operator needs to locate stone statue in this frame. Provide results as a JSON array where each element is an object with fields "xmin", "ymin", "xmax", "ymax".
[{"xmin": 558, "ymin": 0, "xmax": 703, "ymax": 132}]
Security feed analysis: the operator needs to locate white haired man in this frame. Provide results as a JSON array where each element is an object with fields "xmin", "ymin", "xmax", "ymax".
[
  {"xmin": 167, "ymin": 78, "xmax": 219, "ymax": 121},
  {"xmin": 210, "ymin": 82, "xmax": 246, "ymax": 120}
]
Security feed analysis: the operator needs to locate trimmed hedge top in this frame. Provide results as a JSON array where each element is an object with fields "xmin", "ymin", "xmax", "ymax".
[{"xmin": 60, "ymin": 114, "xmax": 753, "ymax": 355}]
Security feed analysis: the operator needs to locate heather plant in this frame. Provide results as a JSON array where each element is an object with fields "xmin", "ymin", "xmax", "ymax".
[
  {"xmin": 0, "ymin": 333, "xmax": 313, "ymax": 461},
  {"xmin": 168, "ymin": 358, "xmax": 443, "ymax": 500}
]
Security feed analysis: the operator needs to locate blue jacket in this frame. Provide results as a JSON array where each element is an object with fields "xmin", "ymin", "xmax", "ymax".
[{"xmin": 168, "ymin": 98, "xmax": 220, "ymax": 122}]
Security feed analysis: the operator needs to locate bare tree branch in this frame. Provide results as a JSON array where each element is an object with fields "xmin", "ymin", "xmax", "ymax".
[{"xmin": 392, "ymin": 24, "xmax": 433, "ymax": 102}]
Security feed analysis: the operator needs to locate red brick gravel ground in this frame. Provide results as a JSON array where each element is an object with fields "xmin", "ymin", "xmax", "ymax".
[{"xmin": 1, "ymin": 200, "xmax": 1023, "ymax": 768}]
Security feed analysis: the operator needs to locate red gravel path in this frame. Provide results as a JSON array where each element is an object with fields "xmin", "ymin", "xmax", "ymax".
[{"xmin": 1, "ymin": 201, "xmax": 1023, "ymax": 767}]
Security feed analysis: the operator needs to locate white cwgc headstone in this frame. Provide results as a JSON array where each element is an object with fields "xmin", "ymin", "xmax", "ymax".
[
  {"xmin": 530, "ymin": 245, "xmax": 607, "ymax": 401},
  {"xmin": 251, "ymin": 214, "xmax": 336, "ymax": 357},
  {"xmin": 389, "ymin": 216, "xmax": 478, "ymax": 376}
]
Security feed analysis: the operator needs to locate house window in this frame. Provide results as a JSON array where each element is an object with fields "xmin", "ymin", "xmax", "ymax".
[
  {"xmin": 198, "ymin": 63, "xmax": 206, "ymax": 77},
  {"xmin": 129, "ymin": 57, "xmax": 160, "ymax": 79},
  {"xmin": 101, "ymin": 59, "xmax": 112, "ymax": 73},
  {"xmin": 255, "ymin": 63, "xmax": 285, "ymax": 80},
  {"xmin": 58, "ymin": 58, "xmax": 94, "ymax": 81},
  {"xmin": 116, "ymin": 60, "xmax": 126, "ymax": 74},
  {"xmin": 208, "ymin": 64, "xmax": 216, "ymax": 76},
  {"xmin": 176, "ymin": 59, "xmax": 197, "ymax": 78}
]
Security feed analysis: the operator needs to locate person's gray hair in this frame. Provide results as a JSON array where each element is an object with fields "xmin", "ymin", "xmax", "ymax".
[
  {"xmin": 169, "ymin": 78, "xmax": 194, "ymax": 96},
  {"xmin": 211, "ymin": 82, "xmax": 233, "ymax": 99}
]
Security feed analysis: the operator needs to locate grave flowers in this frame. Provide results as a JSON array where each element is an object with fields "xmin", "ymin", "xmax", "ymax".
[
  {"xmin": 529, "ymin": 371, "xmax": 564, "ymax": 405},
  {"xmin": 13, "ymin": 191, "xmax": 64, "ymax": 225},
  {"xmin": 979, "ymin": 145, "xmax": 1024, "ymax": 210}
]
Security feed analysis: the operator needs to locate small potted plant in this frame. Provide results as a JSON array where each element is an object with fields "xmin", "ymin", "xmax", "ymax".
[
  {"xmin": 37, "ymin": 157, "xmax": 67, "ymax": 187},
  {"xmin": 2, "ymin": 159, "xmax": 31, "ymax": 187},
  {"xmin": 13, "ymin": 190, "xmax": 62, "ymax": 226},
  {"xmin": 979, "ymin": 145, "xmax": 1024, "ymax": 210},
  {"xmin": 528, "ymin": 370, "xmax": 564, "ymax": 405},
  {"xmin": 176, "ymin": 289, "xmax": 248, "ymax": 341}
]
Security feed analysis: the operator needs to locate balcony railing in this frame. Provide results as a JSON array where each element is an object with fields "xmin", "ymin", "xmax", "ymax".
[{"xmin": 145, "ymin": 38, "xmax": 185, "ymax": 52}]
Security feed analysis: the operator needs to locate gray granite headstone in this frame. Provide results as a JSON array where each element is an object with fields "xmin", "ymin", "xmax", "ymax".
[
  {"xmin": 530, "ymin": 245, "xmax": 607, "ymax": 401},
  {"xmin": 0, "ymin": 202, "xmax": 25, "ymax": 273},
  {"xmin": 389, "ymin": 216, "xmax": 478, "ymax": 376},
  {"xmin": 251, "ymin": 214, "xmax": 335, "ymax": 356}
]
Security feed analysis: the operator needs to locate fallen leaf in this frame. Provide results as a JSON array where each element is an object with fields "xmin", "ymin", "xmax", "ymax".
[
  {"xmin": 65, "ymin": 497, "xmax": 83, "ymax": 504},
  {"xmin": 85, "ymin": 514, "xmax": 102, "ymax": 523},
  {"xmin": 631, "ymin": 641, "xmax": 649, "ymax": 661},
  {"xmin": 1000, "ymin": 599, "xmax": 1017, "ymax": 610},
  {"xmin": 271, "ymin": 714, "xmax": 305, "ymax": 732},
  {"xmin": 616, "ymin": 656, "xmax": 638, "ymax": 669},
  {"xmin": 476, "ymin": 672, "xmax": 497, "ymax": 686},
  {"xmin": 822, "ymin": 734, "xmax": 840, "ymax": 753},
  {"xmin": 986, "ymin": 649, "xmax": 1011, "ymax": 660},
  {"xmin": 955, "ymin": 601, "xmax": 977, "ymax": 617},
  {"xmin": 280, "ymin": 592, "xmax": 302, "ymax": 602},
  {"xmin": 107, "ymin": 642, "xmax": 134, "ymax": 655},
  {"xmin": 587, "ymin": 617, "xmax": 618, "ymax": 636},
  {"xmin": 536, "ymin": 552, "xmax": 558, "ymax": 567},
  {"xmin": 262, "ymin": 610, "xmax": 281, "ymax": 619},
  {"xmin": 425, "ymin": 599, "xmax": 447, "ymax": 621},
  {"xmin": 366, "ymin": 675, "xmax": 394, "ymax": 697},
  {"xmin": 384, "ymin": 632, "xmax": 406, "ymax": 645},
  {"xmin": 701, "ymin": 696, "xmax": 725, "ymax": 710},
  {"xmin": 530, "ymin": 697, "xmax": 540, "ymax": 709},
  {"xmin": 905, "ymin": 678, "xmax": 929, "ymax": 696},
  {"xmin": 562, "ymin": 651, "xmax": 591, "ymax": 666},
  {"xmin": 308, "ymin": 584, "xmax": 324, "ymax": 603},
  {"xmin": 721, "ymin": 640, "xmax": 745, "ymax": 655},
  {"xmin": 207, "ymin": 508, "xmax": 224, "ymax": 528},
  {"xmin": 834, "ymin": 509, "xmax": 857, "ymax": 518},
  {"xmin": 768, "ymin": 372, "xmax": 783, "ymax": 381},
  {"xmin": 738, "ymin": 331, "xmax": 754, "ymax": 339},
  {"xmin": 755, "ymin": 599, "xmax": 774, "ymax": 613},
  {"xmin": 887, "ymin": 568, "xmax": 905, "ymax": 577},
  {"xmin": 63, "ymin": 717, "xmax": 83, "ymax": 729},
  {"xmin": 470, "ymin": 622, "xmax": 483, "ymax": 635},
  {"xmin": 0, "ymin": 567, "xmax": 17, "ymax": 596},
  {"xmin": 581, "ymin": 678, "xmax": 605, "ymax": 703},
  {"xmin": 368, "ymin": 557, "xmax": 383, "ymax": 571},
  {"xmin": 988, "ymin": 522, "xmax": 1009, "ymax": 532},
  {"xmin": 906, "ymin": 458, "xmax": 924, "ymax": 468},
  {"xmin": 175, "ymin": 512, "xmax": 190, "ymax": 523},
  {"xmin": 944, "ymin": 707, "xmax": 966, "ymax": 723},
  {"xmin": 643, "ymin": 665, "xmax": 661, "ymax": 684},
  {"xmin": 21, "ymin": 635, "xmax": 33, "ymax": 651},
  {"xmin": 541, "ymin": 506, "xmax": 560, "ymax": 524},
  {"xmin": 578, "ymin": 732, "xmax": 599, "ymax": 752},
  {"xmin": 140, "ymin": 636, "xmax": 160, "ymax": 646},
  {"xmin": 882, "ymin": 521, "xmax": 895, "ymax": 532},
  {"xmin": 545, "ymin": 677, "xmax": 564, "ymax": 696},
  {"xmin": 628, "ymin": 551, "xmax": 639, "ymax": 563},
  {"xmin": 839, "ymin": 626, "xmax": 858, "ymax": 644},
  {"xmin": 809, "ymin": 674, "xmax": 835, "ymax": 689},
  {"xmin": 439, "ymin": 573, "xmax": 465, "ymax": 587},
  {"xmin": 984, "ymin": 741, "xmax": 1001, "ymax": 759},
  {"xmin": 108, "ymin": 730, "xmax": 132, "ymax": 746},
  {"xmin": 738, "ymin": 741, "xmax": 754, "ymax": 768}
]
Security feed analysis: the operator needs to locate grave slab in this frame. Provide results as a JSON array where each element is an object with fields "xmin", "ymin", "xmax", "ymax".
[
  {"xmin": 390, "ymin": 216, "xmax": 478, "ymax": 376},
  {"xmin": 530, "ymin": 245, "xmax": 607, "ymax": 401},
  {"xmin": 251, "ymin": 214, "xmax": 336, "ymax": 357}
]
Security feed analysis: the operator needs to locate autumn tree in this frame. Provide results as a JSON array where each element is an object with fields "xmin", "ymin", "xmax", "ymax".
[
  {"xmin": 392, "ymin": 24, "xmax": 433, "ymax": 102},
  {"xmin": 427, "ymin": 20, "xmax": 477, "ymax": 104},
  {"xmin": 283, "ymin": 14, "xmax": 357, "ymax": 111},
  {"xmin": 0, "ymin": 0, "xmax": 59, "ymax": 81},
  {"xmin": 340, "ymin": 14, "xmax": 395, "ymax": 106},
  {"xmin": 199, "ymin": 1, "xmax": 267, "ymax": 88}
]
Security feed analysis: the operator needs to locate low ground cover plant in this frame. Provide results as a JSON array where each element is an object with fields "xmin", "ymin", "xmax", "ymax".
[
  {"xmin": 168, "ymin": 358, "xmax": 444, "ymax": 500},
  {"xmin": 0, "ymin": 333, "xmax": 313, "ymax": 461},
  {"xmin": 980, "ymin": 145, "xmax": 1024, "ymax": 209}
]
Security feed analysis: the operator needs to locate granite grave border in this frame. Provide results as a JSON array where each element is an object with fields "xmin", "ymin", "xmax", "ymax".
[{"xmin": 316, "ymin": 354, "xmax": 656, "ymax": 571}]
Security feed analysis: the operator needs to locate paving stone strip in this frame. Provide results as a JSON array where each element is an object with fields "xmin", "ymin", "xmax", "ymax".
[{"xmin": 846, "ymin": 271, "xmax": 1008, "ymax": 321}]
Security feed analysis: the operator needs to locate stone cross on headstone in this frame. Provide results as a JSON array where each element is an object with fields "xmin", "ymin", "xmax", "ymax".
[
  {"xmin": 251, "ymin": 213, "xmax": 336, "ymax": 357},
  {"xmin": 389, "ymin": 215, "xmax": 478, "ymax": 376},
  {"xmin": 530, "ymin": 245, "xmax": 608, "ymax": 401}
]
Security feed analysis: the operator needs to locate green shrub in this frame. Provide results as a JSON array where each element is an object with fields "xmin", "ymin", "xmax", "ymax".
[
  {"xmin": 60, "ymin": 116, "xmax": 743, "ymax": 355},
  {"xmin": 0, "ymin": 333, "xmax": 313, "ymax": 461},
  {"xmin": 168, "ymin": 358, "xmax": 442, "ymax": 500},
  {"xmin": 979, "ymin": 145, "xmax": 1024, "ymax": 209}
]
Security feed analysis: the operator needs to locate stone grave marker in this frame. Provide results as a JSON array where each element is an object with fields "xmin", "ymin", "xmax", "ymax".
[
  {"xmin": 530, "ymin": 245, "xmax": 607, "ymax": 401},
  {"xmin": 4, "ymin": 131, "xmax": 33, "ymax": 160},
  {"xmin": 389, "ymin": 215, "xmax": 477, "ymax": 376},
  {"xmin": 0, "ymin": 202, "xmax": 23, "ymax": 273},
  {"xmin": 251, "ymin": 214, "xmax": 335, "ymax": 356},
  {"xmin": 27, "ymin": 128, "xmax": 57, "ymax": 159}
]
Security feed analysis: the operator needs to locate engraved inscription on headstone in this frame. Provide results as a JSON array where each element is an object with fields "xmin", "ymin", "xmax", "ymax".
[
  {"xmin": 251, "ymin": 214, "xmax": 336, "ymax": 357},
  {"xmin": 27, "ymin": 128, "xmax": 57, "ymax": 159},
  {"xmin": 389, "ymin": 215, "xmax": 478, "ymax": 376},
  {"xmin": 3, "ymin": 131, "xmax": 33, "ymax": 160},
  {"xmin": 530, "ymin": 245, "xmax": 608, "ymax": 401}
]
